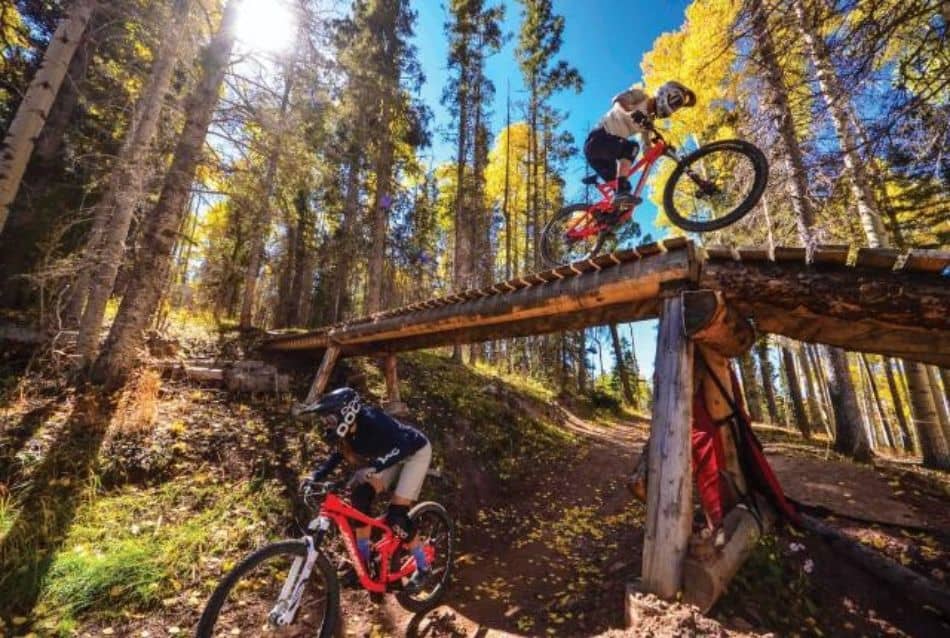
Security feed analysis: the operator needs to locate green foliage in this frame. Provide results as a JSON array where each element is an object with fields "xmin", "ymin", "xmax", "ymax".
[
  {"xmin": 32, "ymin": 477, "xmax": 286, "ymax": 632},
  {"xmin": 398, "ymin": 352, "xmax": 575, "ymax": 482}
]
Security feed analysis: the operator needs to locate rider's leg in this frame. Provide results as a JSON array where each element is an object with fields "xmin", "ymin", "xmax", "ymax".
[
  {"xmin": 385, "ymin": 443, "xmax": 433, "ymax": 575},
  {"xmin": 350, "ymin": 482, "xmax": 377, "ymax": 565}
]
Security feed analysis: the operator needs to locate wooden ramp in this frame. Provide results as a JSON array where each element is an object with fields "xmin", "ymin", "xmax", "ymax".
[{"xmin": 263, "ymin": 239, "xmax": 950, "ymax": 367}]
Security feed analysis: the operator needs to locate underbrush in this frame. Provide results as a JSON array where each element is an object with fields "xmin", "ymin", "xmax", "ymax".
[
  {"xmin": 394, "ymin": 352, "xmax": 577, "ymax": 484},
  {"xmin": 30, "ymin": 476, "xmax": 287, "ymax": 636}
]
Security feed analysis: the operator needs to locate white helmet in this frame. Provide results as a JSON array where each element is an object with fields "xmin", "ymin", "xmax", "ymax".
[{"xmin": 656, "ymin": 81, "xmax": 696, "ymax": 118}]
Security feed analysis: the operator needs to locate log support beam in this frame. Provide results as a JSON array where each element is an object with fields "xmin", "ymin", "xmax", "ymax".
[
  {"xmin": 381, "ymin": 355, "xmax": 409, "ymax": 417},
  {"xmin": 682, "ymin": 498, "xmax": 776, "ymax": 612},
  {"xmin": 305, "ymin": 346, "xmax": 340, "ymax": 404},
  {"xmin": 641, "ymin": 295, "xmax": 694, "ymax": 600}
]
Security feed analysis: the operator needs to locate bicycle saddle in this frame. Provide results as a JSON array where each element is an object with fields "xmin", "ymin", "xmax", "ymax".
[{"xmin": 581, "ymin": 174, "xmax": 600, "ymax": 186}]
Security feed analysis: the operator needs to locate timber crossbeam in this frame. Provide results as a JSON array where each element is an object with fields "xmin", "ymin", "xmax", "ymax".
[{"xmin": 262, "ymin": 240, "xmax": 950, "ymax": 367}]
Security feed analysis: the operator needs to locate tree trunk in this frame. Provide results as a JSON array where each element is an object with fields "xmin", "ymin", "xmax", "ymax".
[
  {"xmin": 366, "ymin": 96, "xmax": 395, "ymax": 315},
  {"xmin": 0, "ymin": 0, "xmax": 98, "ymax": 234},
  {"xmin": 609, "ymin": 323, "xmax": 635, "ymax": 405},
  {"xmin": 823, "ymin": 345, "xmax": 872, "ymax": 462},
  {"xmin": 861, "ymin": 355, "xmax": 895, "ymax": 449},
  {"xmin": 577, "ymin": 329, "xmax": 587, "ymax": 392},
  {"xmin": 904, "ymin": 361, "xmax": 950, "ymax": 469},
  {"xmin": 781, "ymin": 346, "xmax": 811, "ymax": 439},
  {"xmin": 806, "ymin": 343, "xmax": 835, "ymax": 437},
  {"xmin": 884, "ymin": 357, "xmax": 914, "ymax": 452},
  {"xmin": 926, "ymin": 365, "xmax": 950, "ymax": 450},
  {"xmin": 749, "ymin": 0, "xmax": 816, "ymax": 248},
  {"xmin": 791, "ymin": 0, "xmax": 888, "ymax": 246},
  {"xmin": 755, "ymin": 338, "xmax": 780, "ymax": 424},
  {"xmin": 737, "ymin": 353, "xmax": 763, "ymax": 422},
  {"xmin": 330, "ymin": 155, "xmax": 360, "ymax": 324},
  {"xmin": 797, "ymin": 344, "xmax": 825, "ymax": 434},
  {"xmin": 74, "ymin": 0, "xmax": 189, "ymax": 364},
  {"xmin": 92, "ymin": 1, "xmax": 238, "ymax": 386},
  {"xmin": 33, "ymin": 26, "xmax": 91, "ymax": 163},
  {"xmin": 240, "ymin": 67, "xmax": 295, "ymax": 328}
]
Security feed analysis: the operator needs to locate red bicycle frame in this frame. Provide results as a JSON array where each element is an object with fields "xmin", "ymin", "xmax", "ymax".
[
  {"xmin": 318, "ymin": 493, "xmax": 435, "ymax": 594},
  {"xmin": 566, "ymin": 138, "xmax": 670, "ymax": 241}
]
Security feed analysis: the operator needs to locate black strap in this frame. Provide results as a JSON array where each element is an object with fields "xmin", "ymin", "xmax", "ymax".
[{"xmin": 694, "ymin": 349, "xmax": 765, "ymax": 531}]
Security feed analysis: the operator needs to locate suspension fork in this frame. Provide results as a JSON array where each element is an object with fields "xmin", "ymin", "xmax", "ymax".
[
  {"xmin": 668, "ymin": 148, "xmax": 717, "ymax": 194},
  {"xmin": 268, "ymin": 523, "xmax": 329, "ymax": 627}
]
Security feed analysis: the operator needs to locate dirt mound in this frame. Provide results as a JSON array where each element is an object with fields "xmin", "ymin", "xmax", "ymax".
[{"xmin": 597, "ymin": 593, "xmax": 767, "ymax": 638}]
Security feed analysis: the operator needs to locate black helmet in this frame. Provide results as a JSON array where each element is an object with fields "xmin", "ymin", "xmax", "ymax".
[{"xmin": 308, "ymin": 387, "xmax": 362, "ymax": 443}]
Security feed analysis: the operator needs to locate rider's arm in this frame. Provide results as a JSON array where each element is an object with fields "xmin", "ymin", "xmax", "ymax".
[{"xmin": 310, "ymin": 451, "xmax": 343, "ymax": 481}]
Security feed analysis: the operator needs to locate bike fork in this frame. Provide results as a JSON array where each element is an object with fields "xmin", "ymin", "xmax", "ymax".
[{"xmin": 268, "ymin": 529, "xmax": 326, "ymax": 628}]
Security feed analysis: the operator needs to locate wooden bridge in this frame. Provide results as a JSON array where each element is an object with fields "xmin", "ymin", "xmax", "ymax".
[
  {"xmin": 264, "ymin": 237, "xmax": 949, "ymax": 367},
  {"xmin": 262, "ymin": 237, "xmax": 950, "ymax": 618}
]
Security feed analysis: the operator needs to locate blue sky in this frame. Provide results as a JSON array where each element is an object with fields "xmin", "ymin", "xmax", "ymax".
[{"xmin": 411, "ymin": 0, "xmax": 692, "ymax": 382}]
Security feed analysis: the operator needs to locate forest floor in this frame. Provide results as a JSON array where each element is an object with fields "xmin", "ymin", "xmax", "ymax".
[{"xmin": 1, "ymin": 334, "xmax": 949, "ymax": 637}]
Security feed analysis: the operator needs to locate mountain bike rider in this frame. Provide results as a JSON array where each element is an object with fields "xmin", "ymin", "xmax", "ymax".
[
  {"xmin": 584, "ymin": 81, "xmax": 696, "ymax": 208},
  {"xmin": 302, "ymin": 387, "xmax": 433, "ymax": 592}
]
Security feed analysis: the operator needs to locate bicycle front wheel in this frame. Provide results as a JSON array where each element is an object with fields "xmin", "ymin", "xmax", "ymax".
[
  {"xmin": 662, "ymin": 139, "xmax": 768, "ymax": 232},
  {"xmin": 541, "ymin": 204, "xmax": 617, "ymax": 267},
  {"xmin": 196, "ymin": 540, "xmax": 339, "ymax": 637}
]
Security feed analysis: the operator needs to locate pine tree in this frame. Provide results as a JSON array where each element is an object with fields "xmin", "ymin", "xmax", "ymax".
[{"xmin": 92, "ymin": 1, "xmax": 239, "ymax": 386}]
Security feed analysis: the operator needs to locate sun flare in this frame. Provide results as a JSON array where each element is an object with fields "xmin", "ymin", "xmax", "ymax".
[{"xmin": 234, "ymin": 0, "xmax": 297, "ymax": 54}]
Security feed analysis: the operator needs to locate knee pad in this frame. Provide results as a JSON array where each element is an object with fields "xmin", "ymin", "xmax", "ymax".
[
  {"xmin": 351, "ymin": 483, "xmax": 375, "ymax": 528},
  {"xmin": 385, "ymin": 504, "xmax": 414, "ymax": 541}
]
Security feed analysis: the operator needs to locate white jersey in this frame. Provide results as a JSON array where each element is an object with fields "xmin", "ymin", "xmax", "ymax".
[{"xmin": 598, "ymin": 88, "xmax": 651, "ymax": 138}]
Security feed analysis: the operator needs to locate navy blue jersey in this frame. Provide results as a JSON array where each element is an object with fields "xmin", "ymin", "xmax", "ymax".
[{"xmin": 311, "ymin": 407, "xmax": 429, "ymax": 478}]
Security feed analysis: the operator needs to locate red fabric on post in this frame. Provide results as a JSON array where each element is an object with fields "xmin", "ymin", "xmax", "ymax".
[{"xmin": 692, "ymin": 391, "xmax": 727, "ymax": 527}]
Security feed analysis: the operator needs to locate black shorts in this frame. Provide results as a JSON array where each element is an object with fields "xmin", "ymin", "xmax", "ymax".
[{"xmin": 584, "ymin": 128, "xmax": 639, "ymax": 181}]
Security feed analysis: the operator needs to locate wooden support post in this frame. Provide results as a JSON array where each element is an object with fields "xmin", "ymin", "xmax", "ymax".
[
  {"xmin": 381, "ymin": 355, "xmax": 409, "ymax": 417},
  {"xmin": 305, "ymin": 346, "xmax": 340, "ymax": 404},
  {"xmin": 641, "ymin": 295, "xmax": 693, "ymax": 602},
  {"xmin": 683, "ymin": 497, "xmax": 776, "ymax": 612}
]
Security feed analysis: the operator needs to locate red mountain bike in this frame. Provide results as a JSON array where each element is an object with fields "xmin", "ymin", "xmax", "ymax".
[
  {"xmin": 540, "ymin": 120, "xmax": 768, "ymax": 266},
  {"xmin": 196, "ymin": 479, "xmax": 454, "ymax": 637}
]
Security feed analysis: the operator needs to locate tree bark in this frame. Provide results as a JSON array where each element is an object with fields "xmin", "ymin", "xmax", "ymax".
[
  {"xmin": 755, "ymin": 338, "xmax": 780, "ymax": 424},
  {"xmin": 797, "ymin": 344, "xmax": 825, "ymax": 434},
  {"xmin": 0, "ymin": 0, "xmax": 97, "ymax": 234},
  {"xmin": 861, "ymin": 355, "xmax": 896, "ymax": 449},
  {"xmin": 74, "ymin": 0, "xmax": 189, "ymax": 364},
  {"xmin": 366, "ymin": 97, "xmax": 395, "ymax": 315},
  {"xmin": 33, "ymin": 26, "xmax": 91, "ymax": 163},
  {"xmin": 92, "ymin": 1, "xmax": 238, "ymax": 386},
  {"xmin": 904, "ymin": 360, "xmax": 950, "ymax": 469},
  {"xmin": 737, "ymin": 353, "xmax": 763, "ymax": 422},
  {"xmin": 609, "ymin": 323, "xmax": 635, "ymax": 405},
  {"xmin": 926, "ymin": 365, "xmax": 950, "ymax": 450},
  {"xmin": 781, "ymin": 346, "xmax": 811, "ymax": 439},
  {"xmin": 823, "ymin": 345, "xmax": 872, "ymax": 462},
  {"xmin": 885, "ymin": 357, "xmax": 914, "ymax": 452},
  {"xmin": 749, "ymin": 0, "xmax": 817, "ymax": 248},
  {"xmin": 806, "ymin": 343, "xmax": 835, "ymax": 437}
]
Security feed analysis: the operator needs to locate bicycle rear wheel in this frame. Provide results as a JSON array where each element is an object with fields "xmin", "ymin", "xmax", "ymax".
[
  {"xmin": 196, "ymin": 540, "xmax": 339, "ymax": 637},
  {"xmin": 662, "ymin": 139, "xmax": 768, "ymax": 232},
  {"xmin": 395, "ymin": 501, "xmax": 455, "ymax": 613},
  {"xmin": 541, "ymin": 204, "xmax": 617, "ymax": 267}
]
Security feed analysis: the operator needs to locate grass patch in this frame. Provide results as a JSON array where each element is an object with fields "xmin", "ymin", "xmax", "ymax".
[
  {"xmin": 398, "ymin": 352, "xmax": 576, "ymax": 483},
  {"xmin": 32, "ymin": 475, "xmax": 288, "ymax": 634}
]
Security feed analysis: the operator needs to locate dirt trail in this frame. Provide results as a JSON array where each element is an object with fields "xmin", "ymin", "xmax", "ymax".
[{"xmin": 340, "ymin": 411, "xmax": 653, "ymax": 637}]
